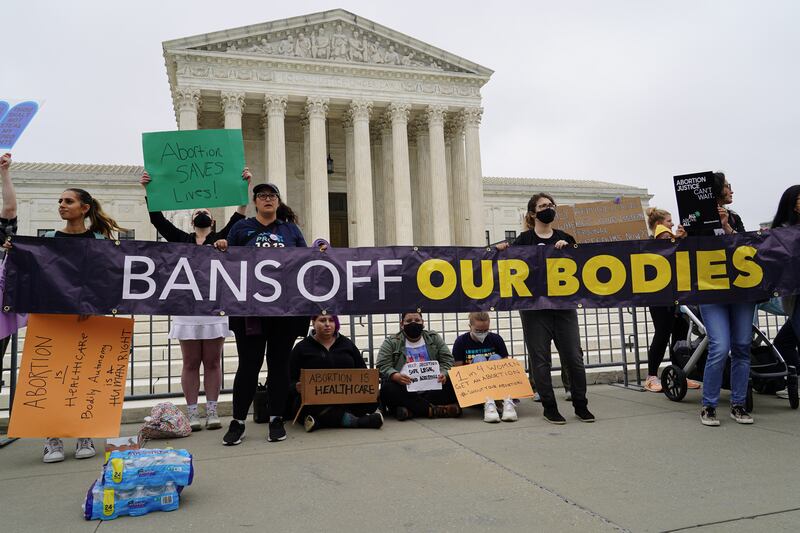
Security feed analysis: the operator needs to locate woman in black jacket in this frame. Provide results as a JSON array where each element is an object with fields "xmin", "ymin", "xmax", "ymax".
[{"xmin": 289, "ymin": 315, "xmax": 383, "ymax": 432}]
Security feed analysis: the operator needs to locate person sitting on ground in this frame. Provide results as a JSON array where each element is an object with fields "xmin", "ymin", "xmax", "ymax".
[
  {"xmin": 452, "ymin": 311, "xmax": 517, "ymax": 423},
  {"xmin": 377, "ymin": 312, "xmax": 461, "ymax": 420},
  {"xmin": 289, "ymin": 314, "xmax": 383, "ymax": 432}
]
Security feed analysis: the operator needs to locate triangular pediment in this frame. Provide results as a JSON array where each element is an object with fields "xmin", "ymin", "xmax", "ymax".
[{"xmin": 163, "ymin": 9, "xmax": 492, "ymax": 77}]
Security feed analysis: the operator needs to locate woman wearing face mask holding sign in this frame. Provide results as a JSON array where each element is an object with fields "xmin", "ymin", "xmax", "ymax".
[
  {"xmin": 140, "ymin": 169, "xmax": 250, "ymax": 431},
  {"xmin": 496, "ymin": 193, "xmax": 594, "ymax": 425}
]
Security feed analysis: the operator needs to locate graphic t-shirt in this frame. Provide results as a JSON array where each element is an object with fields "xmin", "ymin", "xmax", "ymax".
[
  {"xmin": 226, "ymin": 217, "xmax": 307, "ymax": 248},
  {"xmin": 404, "ymin": 337, "xmax": 430, "ymax": 363},
  {"xmin": 452, "ymin": 332, "xmax": 509, "ymax": 365}
]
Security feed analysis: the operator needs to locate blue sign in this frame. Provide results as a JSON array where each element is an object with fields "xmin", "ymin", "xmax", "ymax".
[{"xmin": 0, "ymin": 100, "xmax": 40, "ymax": 149}]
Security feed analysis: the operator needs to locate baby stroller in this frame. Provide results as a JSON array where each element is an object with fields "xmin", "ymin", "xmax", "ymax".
[{"xmin": 660, "ymin": 305, "xmax": 799, "ymax": 411}]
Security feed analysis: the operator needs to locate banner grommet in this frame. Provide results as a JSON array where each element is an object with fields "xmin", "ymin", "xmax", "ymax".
[
  {"xmin": 773, "ymin": 291, "xmax": 780, "ymax": 297},
  {"xmin": 413, "ymin": 246, "xmax": 418, "ymax": 251},
  {"xmin": 577, "ymin": 303, "xmax": 583, "ymax": 308},
  {"xmin": 416, "ymin": 307, "xmax": 422, "ymax": 313},
  {"xmin": 2, "ymin": 305, "xmax": 9, "ymax": 312},
  {"xmin": 321, "ymin": 309, "xmax": 327, "ymax": 315},
  {"xmin": 219, "ymin": 311, "xmax": 226, "ymax": 316},
  {"xmin": 489, "ymin": 306, "xmax": 495, "ymax": 312},
  {"xmin": 111, "ymin": 309, "xmax": 118, "ymax": 315},
  {"xmin": 114, "ymin": 240, "xmax": 121, "ymax": 246}
]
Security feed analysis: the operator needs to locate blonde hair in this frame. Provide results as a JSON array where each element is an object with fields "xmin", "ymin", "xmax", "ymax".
[
  {"xmin": 469, "ymin": 311, "xmax": 490, "ymax": 323},
  {"xmin": 645, "ymin": 207, "xmax": 671, "ymax": 232}
]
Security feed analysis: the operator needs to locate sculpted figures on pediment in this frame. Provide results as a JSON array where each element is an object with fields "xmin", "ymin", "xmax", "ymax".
[
  {"xmin": 312, "ymin": 28, "xmax": 330, "ymax": 59},
  {"xmin": 295, "ymin": 32, "xmax": 312, "ymax": 58},
  {"xmin": 330, "ymin": 24, "xmax": 349, "ymax": 60}
]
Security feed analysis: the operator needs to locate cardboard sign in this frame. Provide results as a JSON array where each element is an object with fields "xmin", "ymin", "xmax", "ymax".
[
  {"xmin": 674, "ymin": 171, "xmax": 722, "ymax": 236},
  {"xmin": 405, "ymin": 360, "xmax": 442, "ymax": 392},
  {"xmin": 572, "ymin": 197, "xmax": 649, "ymax": 243},
  {"xmin": 299, "ymin": 368, "xmax": 379, "ymax": 405},
  {"xmin": 0, "ymin": 99, "xmax": 40, "ymax": 149},
  {"xmin": 8, "ymin": 314, "xmax": 134, "ymax": 438},
  {"xmin": 141, "ymin": 129, "xmax": 248, "ymax": 211},
  {"xmin": 448, "ymin": 358, "xmax": 534, "ymax": 407}
]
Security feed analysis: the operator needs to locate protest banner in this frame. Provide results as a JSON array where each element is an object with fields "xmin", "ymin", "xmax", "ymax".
[
  {"xmin": 8, "ymin": 314, "xmax": 134, "ymax": 438},
  {"xmin": 405, "ymin": 361, "xmax": 442, "ymax": 392},
  {"xmin": 674, "ymin": 171, "xmax": 722, "ymax": 236},
  {"xmin": 141, "ymin": 129, "xmax": 248, "ymax": 211},
  {"xmin": 299, "ymin": 368, "xmax": 379, "ymax": 405},
  {"xmin": 0, "ymin": 99, "xmax": 41, "ymax": 149},
  {"xmin": 4, "ymin": 225, "xmax": 800, "ymax": 315},
  {"xmin": 448, "ymin": 358, "xmax": 534, "ymax": 407},
  {"xmin": 571, "ymin": 197, "xmax": 649, "ymax": 243}
]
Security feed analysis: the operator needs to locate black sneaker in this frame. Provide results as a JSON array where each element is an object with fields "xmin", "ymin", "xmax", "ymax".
[
  {"xmin": 543, "ymin": 408, "xmax": 566, "ymax": 425},
  {"xmin": 574, "ymin": 407, "xmax": 595, "ymax": 423},
  {"xmin": 357, "ymin": 412, "xmax": 384, "ymax": 429},
  {"xmin": 730, "ymin": 405, "xmax": 754, "ymax": 424},
  {"xmin": 304, "ymin": 415, "xmax": 319, "ymax": 433},
  {"xmin": 223, "ymin": 420, "xmax": 245, "ymax": 445},
  {"xmin": 395, "ymin": 406, "xmax": 412, "ymax": 421},
  {"xmin": 700, "ymin": 406, "xmax": 720, "ymax": 426},
  {"xmin": 268, "ymin": 417, "xmax": 287, "ymax": 442}
]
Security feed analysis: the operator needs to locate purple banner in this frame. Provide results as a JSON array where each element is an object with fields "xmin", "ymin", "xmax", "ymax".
[{"xmin": 4, "ymin": 226, "xmax": 800, "ymax": 316}]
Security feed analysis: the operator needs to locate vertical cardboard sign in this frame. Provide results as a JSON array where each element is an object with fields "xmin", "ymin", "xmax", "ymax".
[
  {"xmin": 141, "ymin": 128, "xmax": 248, "ymax": 211},
  {"xmin": 673, "ymin": 171, "xmax": 722, "ymax": 236},
  {"xmin": 8, "ymin": 314, "xmax": 134, "ymax": 438}
]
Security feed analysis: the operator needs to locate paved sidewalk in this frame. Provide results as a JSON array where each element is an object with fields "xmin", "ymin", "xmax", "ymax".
[{"xmin": 2, "ymin": 385, "xmax": 800, "ymax": 533}]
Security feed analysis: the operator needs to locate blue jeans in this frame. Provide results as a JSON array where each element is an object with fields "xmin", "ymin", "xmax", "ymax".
[
  {"xmin": 700, "ymin": 302, "xmax": 755, "ymax": 407},
  {"xmin": 472, "ymin": 353, "xmax": 502, "ymax": 363}
]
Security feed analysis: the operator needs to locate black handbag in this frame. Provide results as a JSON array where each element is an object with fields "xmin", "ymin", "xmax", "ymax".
[{"xmin": 252, "ymin": 382, "xmax": 269, "ymax": 423}]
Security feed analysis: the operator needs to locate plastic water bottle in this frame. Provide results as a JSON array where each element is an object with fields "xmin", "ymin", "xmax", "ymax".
[
  {"xmin": 160, "ymin": 481, "xmax": 179, "ymax": 512},
  {"xmin": 128, "ymin": 485, "xmax": 150, "ymax": 517}
]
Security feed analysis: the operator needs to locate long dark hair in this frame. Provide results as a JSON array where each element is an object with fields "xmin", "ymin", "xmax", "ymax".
[
  {"xmin": 711, "ymin": 172, "xmax": 727, "ymax": 201},
  {"xmin": 65, "ymin": 188, "xmax": 126, "ymax": 239},
  {"xmin": 524, "ymin": 192, "xmax": 556, "ymax": 230},
  {"xmin": 771, "ymin": 185, "xmax": 800, "ymax": 228},
  {"xmin": 251, "ymin": 190, "xmax": 298, "ymax": 224}
]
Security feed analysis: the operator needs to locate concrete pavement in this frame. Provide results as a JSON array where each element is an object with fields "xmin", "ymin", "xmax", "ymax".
[{"xmin": 2, "ymin": 385, "xmax": 800, "ymax": 532}]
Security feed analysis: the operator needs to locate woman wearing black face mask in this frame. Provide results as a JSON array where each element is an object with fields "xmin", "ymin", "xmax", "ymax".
[
  {"xmin": 376, "ymin": 312, "xmax": 461, "ymax": 420},
  {"xmin": 497, "ymin": 193, "xmax": 594, "ymax": 425},
  {"xmin": 139, "ymin": 169, "xmax": 250, "ymax": 431}
]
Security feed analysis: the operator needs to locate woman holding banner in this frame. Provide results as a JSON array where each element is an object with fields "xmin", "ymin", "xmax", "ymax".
[
  {"xmin": 140, "ymin": 169, "xmax": 250, "ymax": 431},
  {"xmin": 496, "ymin": 193, "xmax": 594, "ymax": 424},
  {"xmin": 214, "ymin": 180, "xmax": 310, "ymax": 445},
  {"xmin": 642, "ymin": 208, "xmax": 697, "ymax": 393},
  {"xmin": 289, "ymin": 314, "xmax": 383, "ymax": 431},
  {"xmin": 37, "ymin": 187, "xmax": 125, "ymax": 462},
  {"xmin": 697, "ymin": 173, "xmax": 755, "ymax": 426}
]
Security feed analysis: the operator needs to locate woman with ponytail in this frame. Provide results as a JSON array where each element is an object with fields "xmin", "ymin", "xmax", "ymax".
[
  {"xmin": 139, "ymin": 168, "xmax": 251, "ymax": 432},
  {"xmin": 642, "ymin": 208, "xmax": 696, "ymax": 393}
]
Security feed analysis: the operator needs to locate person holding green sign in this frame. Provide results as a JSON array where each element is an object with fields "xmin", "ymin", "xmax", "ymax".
[
  {"xmin": 214, "ymin": 177, "xmax": 311, "ymax": 445},
  {"xmin": 140, "ymin": 168, "xmax": 250, "ymax": 431}
]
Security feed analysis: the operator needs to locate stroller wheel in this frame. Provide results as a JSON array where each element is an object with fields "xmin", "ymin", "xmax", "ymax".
[
  {"xmin": 661, "ymin": 365, "xmax": 688, "ymax": 402},
  {"xmin": 788, "ymin": 374, "xmax": 799, "ymax": 410}
]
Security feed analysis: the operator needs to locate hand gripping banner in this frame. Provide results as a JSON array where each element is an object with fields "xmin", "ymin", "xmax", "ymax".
[{"xmin": 4, "ymin": 226, "xmax": 800, "ymax": 316}]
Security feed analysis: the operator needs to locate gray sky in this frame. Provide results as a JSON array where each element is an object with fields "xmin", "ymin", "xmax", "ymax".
[{"xmin": 5, "ymin": 0, "xmax": 799, "ymax": 226}]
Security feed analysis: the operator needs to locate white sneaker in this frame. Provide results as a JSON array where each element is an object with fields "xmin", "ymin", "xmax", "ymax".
[
  {"xmin": 75, "ymin": 438, "xmax": 96, "ymax": 459},
  {"xmin": 43, "ymin": 438, "xmax": 65, "ymax": 463},
  {"xmin": 189, "ymin": 411, "xmax": 203, "ymax": 432},
  {"xmin": 501, "ymin": 397, "xmax": 518, "ymax": 422},
  {"xmin": 206, "ymin": 410, "xmax": 222, "ymax": 430},
  {"xmin": 483, "ymin": 399, "xmax": 501, "ymax": 423},
  {"xmin": 776, "ymin": 389, "xmax": 789, "ymax": 399},
  {"xmin": 565, "ymin": 390, "xmax": 572, "ymax": 402},
  {"xmin": 533, "ymin": 392, "xmax": 541, "ymax": 403}
]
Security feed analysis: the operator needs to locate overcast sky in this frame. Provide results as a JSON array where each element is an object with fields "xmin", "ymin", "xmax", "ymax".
[{"xmin": 5, "ymin": 0, "xmax": 799, "ymax": 226}]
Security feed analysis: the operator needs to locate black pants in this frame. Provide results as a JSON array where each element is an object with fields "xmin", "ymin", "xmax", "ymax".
[
  {"xmin": 231, "ymin": 318, "xmax": 302, "ymax": 421},
  {"xmin": 302, "ymin": 403, "xmax": 378, "ymax": 428},
  {"xmin": 647, "ymin": 306, "xmax": 690, "ymax": 377},
  {"xmin": 774, "ymin": 321, "xmax": 799, "ymax": 373},
  {"xmin": 520, "ymin": 309, "xmax": 587, "ymax": 410},
  {"xmin": 380, "ymin": 379, "xmax": 458, "ymax": 417}
]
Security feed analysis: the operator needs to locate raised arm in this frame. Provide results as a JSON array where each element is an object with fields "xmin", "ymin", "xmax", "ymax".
[
  {"xmin": 140, "ymin": 171, "xmax": 190, "ymax": 242},
  {"xmin": 0, "ymin": 153, "xmax": 17, "ymax": 220}
]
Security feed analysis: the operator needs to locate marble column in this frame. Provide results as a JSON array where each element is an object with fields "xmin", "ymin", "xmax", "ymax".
[
  {"xmin": 305, "ymin": 97, "xmax": 330, "ymax": 242},
  {"xmin": 380, "ymin": 116, "xmax": 395, "ymax": 244},
  {"xmin": 462, "ymin": 107, "xmax": 484, "ymax": 245},
  {"xmin": 264, "ymin": 94, "xmax": 288, "ymax": 201},
  {"xmin": 444, "ymin": 121, "xmax": 456, "ymax": 244},
  {"xmin": 389, "ymin": 103, "xmax": 413, "ymax": 245},
  {"xmin": 349, "ymin": 99, "xmax": 375, "ymax": 247},
  {"xmin": 176, "ymin": 87, "xmax": 201, "ymax": 131},
  {"xmin": 221, "ymin": 91, "xmax": 245, "ymax": 130},
  {"xmin": 342, "ymin": 114, "xmax": 356, "ymax": 245},
  {"xmin": 370, "ymin": 126, "xmax": 385, "ymax": 246},
  {"xmin": 426, "ymin": 105, "xmax": 451, "ymax": 246},
  {"xmin": 414, "ymin": 115, "xmax": 432, "ymax": 244},
  {"xmin": 407, "ymin": 122, "xmax": 420, "ymax": 244},
  {"xmin": 449, "ymin": 117, "xmax": 469, "ymax": 245}
]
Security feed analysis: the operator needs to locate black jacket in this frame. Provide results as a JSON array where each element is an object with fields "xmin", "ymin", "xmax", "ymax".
[
  {"xmin": 147, "ymin": 206, "xmax": 244, "ymax": 244},
  {"xmin": 289, "ymin": 334, "xmax": 365, "ymax": 389}
]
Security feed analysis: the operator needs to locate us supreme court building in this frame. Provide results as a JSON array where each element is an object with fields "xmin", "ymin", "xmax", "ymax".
[{"xmin": 13, "ymin": 9, "xmax": 650, "ymax": 245}]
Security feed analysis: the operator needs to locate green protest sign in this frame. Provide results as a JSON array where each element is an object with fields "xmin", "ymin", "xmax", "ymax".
[{"xmin": 141, "ymin": 129, "xmax": 248, "ymax": 211}]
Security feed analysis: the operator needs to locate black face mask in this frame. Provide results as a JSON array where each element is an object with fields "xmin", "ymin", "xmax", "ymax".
[
  {"xmin": 403, "ymin": 322, "xmax": 424, "ymax": 339},
  {"xmin": 535, "ymin": 208, "xmax": 556, "ymax": 224},
  {"xmin": 193, "ymin": 213, "xmax": 212, "ymax": 228}
]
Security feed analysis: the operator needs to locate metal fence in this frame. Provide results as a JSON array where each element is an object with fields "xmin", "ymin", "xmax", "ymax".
[{"xmin": 0, "ymin": 309, "xmax": 788, "ymax": 416}]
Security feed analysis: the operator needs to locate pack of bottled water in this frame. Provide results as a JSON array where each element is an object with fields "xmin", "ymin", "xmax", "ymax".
[{"xmin": 84, "ymin": 448, "xmax": 193, "ymax": 520}]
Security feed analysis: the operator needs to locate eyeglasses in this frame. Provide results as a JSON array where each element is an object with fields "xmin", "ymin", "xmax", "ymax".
[
  {"xmin": 536, "ymin": 203, "xmax": 556, "ymax": 211},
  {"xmin": 256, "ymin": 192, "xmax": 279, "ymax": 201}
]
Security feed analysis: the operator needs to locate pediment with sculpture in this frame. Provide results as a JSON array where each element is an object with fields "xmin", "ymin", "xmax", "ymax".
[{"xmin": 190, "ymin": 21, "xmax": 471, "ymax": 74}]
